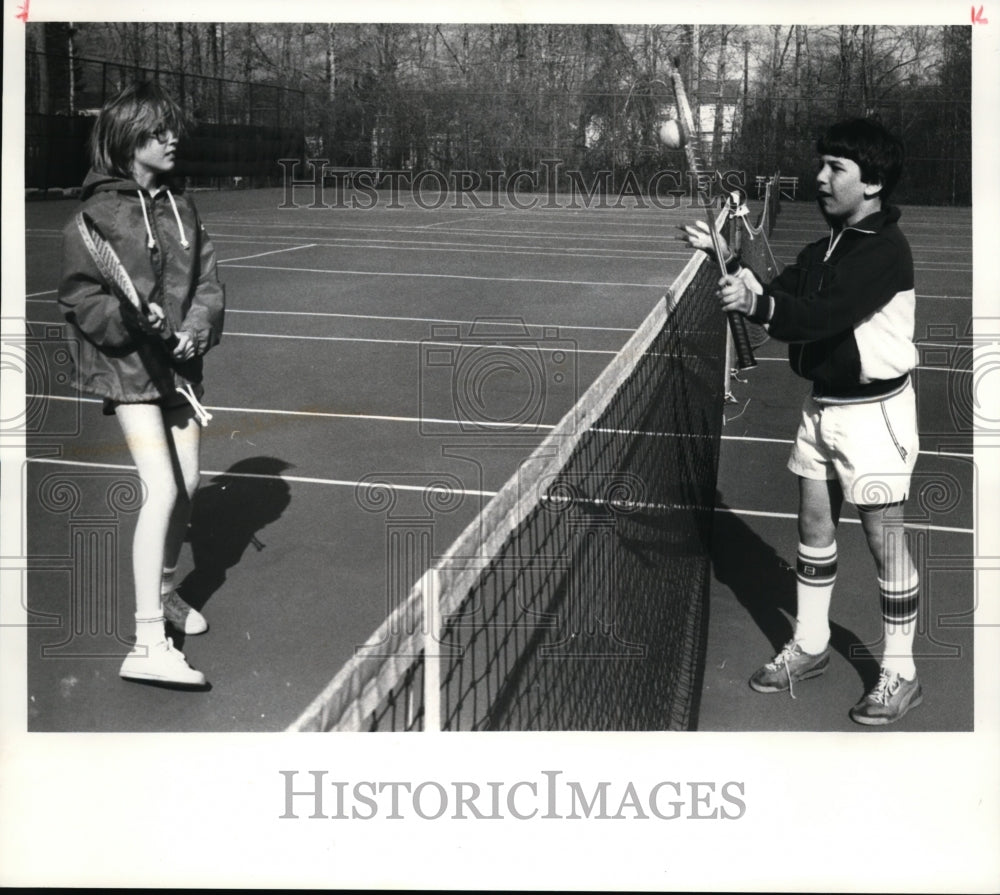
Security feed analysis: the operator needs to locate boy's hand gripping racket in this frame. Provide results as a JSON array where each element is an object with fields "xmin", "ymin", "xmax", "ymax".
[
  {"xmin": 668, "ymin": 60, "xmax": 756, "ymax": 371},
  {"xmin": 75, "ymin": 211, "xmax": 179, "ymax": 351}
]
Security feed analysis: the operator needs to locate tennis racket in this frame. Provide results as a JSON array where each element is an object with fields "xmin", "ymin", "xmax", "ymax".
[
  {"xmin": 668, "ymin": 59, "xmax": 756, "ymax": 371},
  {"xmin": 75, "ymin": 211, "xmax": 178, "ymax": 350}
]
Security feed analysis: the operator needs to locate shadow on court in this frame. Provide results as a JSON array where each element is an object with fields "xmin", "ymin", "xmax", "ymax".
[
  {"xmin": 708, "ymin": 495, "xmax": 882, "ymax": 693},
  {"xmin": 176, "ymin": 456, "xmax": 293, "ymax": 623}
]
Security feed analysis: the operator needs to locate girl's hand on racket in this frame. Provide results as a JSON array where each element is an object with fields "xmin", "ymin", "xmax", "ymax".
[
  {"xmin": 677, "ymin": 221, "xmax": 731, "ymax": 259},
  {"xmin": 171, "ymin": 331, "xmax": 196, "ymax": 362},
  {"xmin": 145, "ymin": 301, "xmax": 167, "ymax": 333},
  {"xmin": 717, "ymin": 275, "xmax": 755, "ymax": 316}
]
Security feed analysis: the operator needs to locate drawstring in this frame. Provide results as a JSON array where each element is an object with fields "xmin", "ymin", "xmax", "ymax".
[
  {"xmin": 176, "ymin": 383, "xmax": 212, "ymax": 427},
  {"xmin": 138, "ymin": 188, "xmax": 191, "ymax": 250},
  {"xmin": 166, "ymin": 190, "xmax": 190, "ymax": 249},
  {"xmin": 138, "ymin": 192, "xmax": 156, "ymax": 250}
]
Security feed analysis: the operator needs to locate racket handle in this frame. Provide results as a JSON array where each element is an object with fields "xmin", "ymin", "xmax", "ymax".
[{"xmin": 727, "ymin": 311, "xmax": 757, "ymax": 370}]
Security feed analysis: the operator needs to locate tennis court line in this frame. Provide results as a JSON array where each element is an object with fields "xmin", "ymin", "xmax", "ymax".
[
  {"xmin": 23, "ymin": 455, "xmax": 974, "ymax": 534},
  {"xmin": 218, "ymin": 263, "xmax": 666, "ymax": 290},
  {"xmin": 24, "ymin": 457, "xmax": 498, "ymax": 497},
  {"xmin": 31, "ymin": 393, "xmax": 563, "ymax": 431},
  {"xmin": 21, "ymin": 302, "xmax": 637, "ymax": 334},
  {"xmin": 721, "ymin": 433, "xmax": 971, "ymax": 460},
  {"xmin": 416, "ymin": 214, "xmax": 507, "ymax": 229},
  {"xmin": 21, "ymin": 317, "xmax": 624, "ymax": 355},
  {"xmin": 221, "ymin": 239, "xmax": 686, "ymax": 264},
  {"xmin": 224, "ymin": 330, "xmax": 619, "ymax": 354},
  {"xmin": 21, "ymin": 301, "xmax": 975, "ymax": 355},
  {"xmin": 740, "ymin": 356, "xmax": 975, "ymax": 372},
  {"xmin": 219, "ymin": 244, "xmax": 317, "ymax": 263},
  {"xmin": 226, "ymin": 308, "xmax": 636, "ymax": 333},
  {"xmin": 717, "ymin": 506, "xmax": 973, "ymax": 535},
  {"xmin": 28, "ymin": 394, "xmax": 976, "ymax": 460},
  {"xmin": 204, "ymin": 215, "xmax": 702, "ymax": 238},
  {"xmin": 207, "ymin": 224, "xmax": 698, "ymax": 250}
]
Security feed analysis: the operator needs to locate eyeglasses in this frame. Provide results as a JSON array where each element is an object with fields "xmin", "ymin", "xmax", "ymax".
[{"xmin": 149, "ymin": 126, "xmax": 176, "ymax": 144}]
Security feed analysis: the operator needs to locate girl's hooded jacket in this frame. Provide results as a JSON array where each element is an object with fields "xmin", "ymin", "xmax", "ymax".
[{"xmin": 58, "ymin": 170, "xmax": 226, "ymax": 404}]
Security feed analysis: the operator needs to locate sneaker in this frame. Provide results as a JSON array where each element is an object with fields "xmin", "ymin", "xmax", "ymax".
[
  {"xmin": 849, "ymin": 667, "xmax": 922, "ymax": 726},
  {"xmin": 749, "ymin": 640, "xmax": 830, "ymax": 695},
  {"xmin": 120, "ymin": 638, "xmax": 207, "ymax": 688},
  {"xmin": 162, "ymin": 590, "xmax": 208, "ymax": 635}
]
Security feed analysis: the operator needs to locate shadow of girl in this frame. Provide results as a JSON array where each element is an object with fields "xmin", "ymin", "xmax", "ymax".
[
  {"xmin": 710, "ymin": 493, "xmax": 880, "ymax": 687},
  {"xmin": 177, "ymin": 457, "xmax": 293, "ymax": 613}
]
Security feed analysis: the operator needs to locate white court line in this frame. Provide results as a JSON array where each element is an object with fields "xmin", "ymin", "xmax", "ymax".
[
  {"xmin": 716, "ymin": 505, "xmax": 972, "ymax": 535},
  {"xmin": 30, "ymin": 395, "xmax": 976, "ymax": 459},
  {"xmin": 221, "ymin": 238, "xmax": 679, "ymax": 263},
  {"xmin": 226, "ymin": 308, "xmax": 636, "ymax": 333},
  {"xmin": 416, "ymin": 214, "xmax": 507, "ymax": 229},
  {"xmin": 32, "ymin": 393, "xmax": 559, "ymax": 430},
  {"xmin": 23, "ymin": 319, "xmax": 617, "ymax": 354},
  {"xmin": 24, "ymin": 288, "xmax": 974, "ymax": 304},
  {"xmin": 19, "ymin": 315, "xmax": 973, "ymax": 370},
  {"xmin": 721, "ymin": 433, "xmax": 971, "ymax": 460},
  {"xmin": 21, "ymin": 300, "xmax": 636, "ymax": 333},
  {"xmin": 222, "ymin": 330, "xmax": 619, "ymax": 355},
  {"xmin": 23, "ymin": 456, "xmax": 973, "ymax": 534},
  {"xmin": 220, "ymin": 243, "xmax": 317, "ymax": 263},
  {"xmin": 748, "ymin": 355, "xmax": 971, "ymax": 374},
  {"xmin": 24, "ymin": 457, "xmax": 499, "ymax": 497},
  {"xmin": 208, "ymin": 219, "xmax": 692, "ymax": 244},
  {"xmin": 219, "ymin": 262, "xmax": 665, "ymax": 290}
]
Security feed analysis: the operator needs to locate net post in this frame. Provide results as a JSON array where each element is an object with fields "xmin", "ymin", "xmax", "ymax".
[{"xmin": 421, "ymin": 567, "xmax": 442, "ymax": 732}]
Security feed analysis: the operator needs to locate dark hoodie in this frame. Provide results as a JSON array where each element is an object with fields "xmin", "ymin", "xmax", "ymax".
[
  {"xmin": 744, "ymin": 205, "xmax": 916, "ymax": 404},
  {"xmin": 58, "ymin": 171, "xmax": 226, "ymax": 405}
]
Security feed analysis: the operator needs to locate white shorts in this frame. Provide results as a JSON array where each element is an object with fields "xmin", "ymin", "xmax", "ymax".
[{"xmin": 787, "ymin": 383, "xmax": 919, "ymax": 506}]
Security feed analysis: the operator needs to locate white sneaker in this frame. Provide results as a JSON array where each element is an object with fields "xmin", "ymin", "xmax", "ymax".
[
  {"xmin": 162, "ymin": 590, "xmax": 208, "ymax": 635},
  {"xmin": 120, "ymin": 638, "xmax": 207, "ymax": 687}
]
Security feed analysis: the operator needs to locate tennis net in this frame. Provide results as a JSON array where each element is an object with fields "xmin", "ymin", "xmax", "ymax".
[{"xmin": 288, "ymin": 234, "xmax": 729, "ymax": 732}]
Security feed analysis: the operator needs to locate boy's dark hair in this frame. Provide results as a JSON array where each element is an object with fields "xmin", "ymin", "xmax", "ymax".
[
  {"xmin": 89, "ymin": 81, "xmax": 189, "ymax": 178},
  {"xmin": 817, "ymin": 117, "xmax": 905, "ymax": 202}
]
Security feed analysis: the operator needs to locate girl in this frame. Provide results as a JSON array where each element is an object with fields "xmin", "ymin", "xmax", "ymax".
[{"xmin": 58, "ymin": 82, "xmax": 226, "ymax": 688}]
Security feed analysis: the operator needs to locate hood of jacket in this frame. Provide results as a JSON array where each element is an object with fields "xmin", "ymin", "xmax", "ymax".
[{"xmin": 81, "ymin": 169, "xmax": 186, "ymax": 200}]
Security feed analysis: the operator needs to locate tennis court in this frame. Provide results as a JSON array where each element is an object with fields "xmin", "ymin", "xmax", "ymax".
[{"xmin": 21, "ymin": 182, "xmax": 974, "ymax": 732}]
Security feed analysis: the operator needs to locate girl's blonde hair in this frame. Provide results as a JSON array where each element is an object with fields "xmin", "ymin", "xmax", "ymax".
[{"xmin": 89, "ymin": 81, "xmax": 188, "ymax": 178}]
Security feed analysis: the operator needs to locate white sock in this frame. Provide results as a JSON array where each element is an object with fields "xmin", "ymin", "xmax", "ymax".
[
  {"xmin": 794, "ymin": 542, "xmax": 837, "ymax": 654},
  {"xmin": 134, "ymin": 614, "xmax": 166, "ymax": 647}
]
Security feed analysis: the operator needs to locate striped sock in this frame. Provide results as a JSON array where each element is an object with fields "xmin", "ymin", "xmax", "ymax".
[
  {"xmin": 880, "ymin": 571, "xmax": 919, "ymax": 680},
  {"xmin": 794, "ymin": 542, "xmax": 837, "ymax": 654}
]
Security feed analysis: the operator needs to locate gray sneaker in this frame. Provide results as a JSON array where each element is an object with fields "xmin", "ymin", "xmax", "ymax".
[
  {"xmin": 162, "ymin": 590, "xmax": 208, "ymax": 635},
  {"xmin": 749, "ymin": 640, "xmax": 830, "ymax": 695},
  {"xmin": 849, "ymin": 667, "xmax": 922, "ymax": 726}
]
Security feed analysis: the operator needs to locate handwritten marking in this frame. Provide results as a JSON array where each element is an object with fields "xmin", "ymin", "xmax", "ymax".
[
  {"xmin": 15, "ymin": 0, "xmax": 29, "ymax": 21},
  {"xmin": 972, "ymin": 4, "xmax": 988, "ymax": 22}
]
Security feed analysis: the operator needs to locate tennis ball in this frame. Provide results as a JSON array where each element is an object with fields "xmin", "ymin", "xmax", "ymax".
[{"xmin": 657, "ymin": 119, "xmax": 685, "ymax": 149}]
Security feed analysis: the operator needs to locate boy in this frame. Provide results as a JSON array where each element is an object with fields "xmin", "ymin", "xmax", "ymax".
[{"xmin": 681, "ymin": 118, "xmax": 921, "ymax": 725}]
